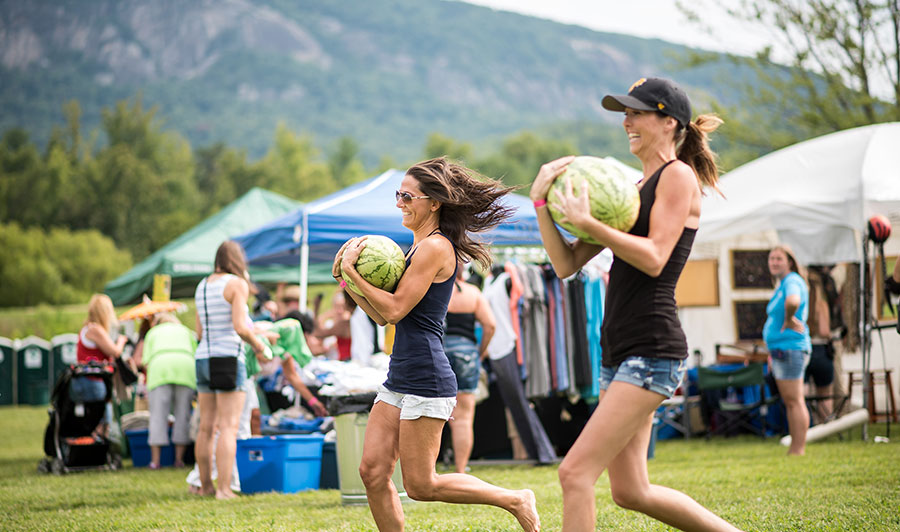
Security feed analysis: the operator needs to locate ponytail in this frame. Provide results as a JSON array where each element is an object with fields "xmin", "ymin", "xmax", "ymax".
[{"xmin": 676, "ymin": 114, "xmax": 724, "ymax": 197}]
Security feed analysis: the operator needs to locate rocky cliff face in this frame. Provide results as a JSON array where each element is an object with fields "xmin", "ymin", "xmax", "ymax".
[{"xmin": 1, "ymin": 0, "xmax": 328, "ymax": 83}]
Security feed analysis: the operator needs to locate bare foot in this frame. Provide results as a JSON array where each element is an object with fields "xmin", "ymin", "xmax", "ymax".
[
  {"xmin": 510, "ymin": 489, "xmax": 540, "ymax": 532},
  {"xmin": 188, "ymin": 485, "xmax": 214, "ymax": 496},
  {"xmin": 215, "ymin": 490, "xmax": 239, "ymax": 500}
]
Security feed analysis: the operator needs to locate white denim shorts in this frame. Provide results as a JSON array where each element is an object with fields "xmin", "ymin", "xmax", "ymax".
[{"xmin": 375, "ymin": 385, "xmax": 457, "ymax": 421}]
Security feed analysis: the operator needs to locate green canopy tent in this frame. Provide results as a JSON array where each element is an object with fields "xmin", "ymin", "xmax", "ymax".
[{"xmin": 104, "ymin": 187, "xmax": 334, "ymax": 305}]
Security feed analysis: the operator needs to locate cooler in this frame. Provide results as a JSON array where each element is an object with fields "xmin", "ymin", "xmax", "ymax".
[{"xmin": 236, "ymin": 434, "xmax": 324, "ymax": 494}]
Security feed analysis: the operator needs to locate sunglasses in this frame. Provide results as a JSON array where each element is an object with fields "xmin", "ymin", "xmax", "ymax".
[{"xmin": 395, "ymin": 190, "xmax": 430, "ymax": 203}]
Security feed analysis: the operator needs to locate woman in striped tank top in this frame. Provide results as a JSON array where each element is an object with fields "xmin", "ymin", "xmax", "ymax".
[{"xmin": 193, "ymin": 241, "xmax": 268, "ymax": 499}]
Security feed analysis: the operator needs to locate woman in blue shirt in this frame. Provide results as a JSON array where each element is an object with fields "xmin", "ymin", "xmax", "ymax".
[{"xmin": 763, "ymin": 245, "xmax": 812, "ymax": 455}]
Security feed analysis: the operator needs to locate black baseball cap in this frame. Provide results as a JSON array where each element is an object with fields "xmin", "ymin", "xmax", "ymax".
[{"xmin": 601, "ymin": 77, "xmax": 692, "ymax": 127}]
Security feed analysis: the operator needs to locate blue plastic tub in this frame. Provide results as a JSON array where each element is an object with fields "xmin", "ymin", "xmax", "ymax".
[
  {"xmin": 236, "ymin": 434, "xmax": 325, "ymax": 493},
  {"xmin": 125, "ymin": 428, "xmax": 174, "ymax": 467}
]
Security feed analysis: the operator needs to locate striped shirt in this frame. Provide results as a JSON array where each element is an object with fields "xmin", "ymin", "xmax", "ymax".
[{"xmin": 194, "ymin": 274, "xmax": 245, "ymax": 361}]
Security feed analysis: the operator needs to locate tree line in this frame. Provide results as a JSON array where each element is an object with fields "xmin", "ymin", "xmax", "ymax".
[{"xmin": 0, "ymin": 97, "xmax": 588, "ymax": 308}]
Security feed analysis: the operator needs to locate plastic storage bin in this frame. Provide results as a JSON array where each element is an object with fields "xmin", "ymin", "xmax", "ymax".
[
  {"xmin": 125, "ymin": 428, "xmax": 175, "ymax": 467},
  {"xmin": 236, "ymin": 434, "xmax": 324, "ymax": 494}
]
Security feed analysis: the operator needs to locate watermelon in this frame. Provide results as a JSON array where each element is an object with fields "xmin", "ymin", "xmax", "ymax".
[
  {"xmin": 341, "ymin": 235, "xmax": 406, "ymax": 295},
  {"xmin": 547, "ymin": 156, "xmax": 640, "ymax": 244}
]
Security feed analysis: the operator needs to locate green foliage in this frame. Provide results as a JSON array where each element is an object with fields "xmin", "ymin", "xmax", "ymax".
[
  {"xmin": 0, "ymin": 222, "xmax": 132, "ymax": 307},
  {"xmin": 680, "ymin": 0, "xmax": 900, "ymax": 153},
  {"xmin": 259, "ymin": 124, "xmax": 338, "ymax": 201}
]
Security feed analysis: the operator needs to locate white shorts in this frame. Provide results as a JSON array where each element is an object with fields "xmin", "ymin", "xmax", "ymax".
[{"xmin": 374, "ymin": 385, "xmax": 457, "ymax": 421}]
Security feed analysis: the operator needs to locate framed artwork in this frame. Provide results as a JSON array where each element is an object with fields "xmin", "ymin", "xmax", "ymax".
[
  {"xmin": 733, "ymin": 300, "xmax": 769, "ymax": 340},
  {"xmin": 675, "ymin": 259, "xmax": 719, "ymax": 307},
  {"xmin": 731, "ymin": 250, "xmax": 772, "ymax": 289}
]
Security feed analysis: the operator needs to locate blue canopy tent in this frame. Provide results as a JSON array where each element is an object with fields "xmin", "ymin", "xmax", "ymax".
[{"xmin": 235, "ymin": 169, "xmax": 547, "ymax": 308}]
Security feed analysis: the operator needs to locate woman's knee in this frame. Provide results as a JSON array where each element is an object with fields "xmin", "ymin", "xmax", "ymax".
[
  {"xmin": 359, "ymin": 457, "xmax": 393, "ymax": 490},
  {"xmin": 558, "ymin": 457, "xmax": 591, "ymax": 493},
  {"xmin": 401, "ymin": 474, "xmax": 437, "ymax": 501},
  {"xmin": 610, "ymin": 483, "xmax": 648, "ymax": 511}
]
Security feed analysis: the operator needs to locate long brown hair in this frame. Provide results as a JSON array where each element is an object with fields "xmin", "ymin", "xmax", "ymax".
[
  {"xmin": 673, "ymin": 113, "xmax": 724, "ymax": 196},
  {"xmin": 771, "ymin": 244, "xmax": 807, "ymax": 285},
  {"xmin": 213, "ymin": 240, "xmax": 257, "ymax": 293},
  {"xmin": 407, "ymin": 157, "xmax": 516, "ymax": 269}
]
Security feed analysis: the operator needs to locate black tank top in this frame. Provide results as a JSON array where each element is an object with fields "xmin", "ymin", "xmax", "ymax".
[
  {"xmin": 601, "ymin": 160, "xmax": 696, "ymax": 367},
  {"xmin": 445, "ymin": 283, "xmax": 477, "ymax": 343},
  {"xmin": 384, "ymin": 232, "xmax": 458, "ymax": 397}
]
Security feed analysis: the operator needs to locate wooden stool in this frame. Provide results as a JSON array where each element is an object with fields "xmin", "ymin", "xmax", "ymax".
[{"xmin": 846, "ymin": 370, "xmax": 899, "ymax": 423}]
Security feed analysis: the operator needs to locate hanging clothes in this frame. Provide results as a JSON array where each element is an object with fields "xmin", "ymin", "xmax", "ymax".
[
  {"xmin": 520, "ymin": 263, "xmax": 551, "ymax": 399},
  {"xmin": 483, "ymin": 272, "xmax": 518, "ymax": 361}
]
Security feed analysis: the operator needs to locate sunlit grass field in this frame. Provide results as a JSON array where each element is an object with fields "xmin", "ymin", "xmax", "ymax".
[{"xmin": 1, "ymin": 405, "xmax": 898, "ymax": 531}]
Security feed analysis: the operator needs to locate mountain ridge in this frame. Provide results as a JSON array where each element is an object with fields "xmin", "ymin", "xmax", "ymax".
[{"xmin": 0, "ymin": 0, "xmax": 749, "ymax": 164}]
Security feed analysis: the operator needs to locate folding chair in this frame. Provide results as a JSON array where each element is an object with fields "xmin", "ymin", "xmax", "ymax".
[{"xmin": 697, "ymin": 363, "xmax": 773, "ymax": 438}]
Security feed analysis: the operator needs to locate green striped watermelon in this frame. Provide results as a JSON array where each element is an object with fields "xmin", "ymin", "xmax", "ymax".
[
  {"xmin": 341, "ymin": 235, "xmax": 406, "ymax": 295},
  {"xmin": 547, "ymin": 156, "xmax": 640, "ymax": 244}
]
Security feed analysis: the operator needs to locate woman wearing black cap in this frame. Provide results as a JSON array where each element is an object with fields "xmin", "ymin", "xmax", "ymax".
[{"xmin": 531, "ymin": 78, "xmax": 743, "ymax": 531}]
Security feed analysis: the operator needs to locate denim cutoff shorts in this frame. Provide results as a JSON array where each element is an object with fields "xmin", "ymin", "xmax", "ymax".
[
  {"xmin": 769, "ymin": 349, "xmax": 810, "ymax": 381},
  {"xmin": 599, "ymin": 356, "xmax": 686, "ymax": 398},
  {"xmin": 443, "ymin": 335, "xmax": 481, "ymax": 393},
  {"xmin": 195, "ymin": 357, "xmax": 247, "ymax": 394}
]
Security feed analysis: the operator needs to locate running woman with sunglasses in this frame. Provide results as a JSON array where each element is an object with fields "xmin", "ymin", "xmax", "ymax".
[
  {"xmin": 531, "ymin": 78, "xmax": 743, "ymax": 531},
  {"xmin": 334, "ymin": 157, "xmax": 541, "ymax": 532}
]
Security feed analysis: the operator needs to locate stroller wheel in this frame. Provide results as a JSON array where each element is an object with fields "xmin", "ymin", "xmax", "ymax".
[
  {"xmin": 50, "ymin": 458, "xmax": 64, "ymax": 475},
  {"xmin": 37, "ymin": 457, "xmax": 51, "ymax": 474}
]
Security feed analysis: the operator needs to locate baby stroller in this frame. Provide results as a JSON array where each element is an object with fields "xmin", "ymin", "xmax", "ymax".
[{"xmin": 38, "ymin": 361, "xmax": 123, "ymax": 474}]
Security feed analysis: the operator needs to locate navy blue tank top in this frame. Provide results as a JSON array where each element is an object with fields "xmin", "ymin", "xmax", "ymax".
[
  {"xmin": 383, "ymin": 233, "xmax": 458, "ymax": 397},
  {"xmin": 601, "ymin": 160, "xmax": 696, "ymax": 367}
]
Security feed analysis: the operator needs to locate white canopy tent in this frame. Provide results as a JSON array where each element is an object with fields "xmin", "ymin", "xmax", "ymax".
[
  {"xmin": 696, "ymin": 122, "xmax": 900, "ymax": 264},
  {"xmin": 681, "ymin": 123, "xmax": 900, "ymax": 432}
]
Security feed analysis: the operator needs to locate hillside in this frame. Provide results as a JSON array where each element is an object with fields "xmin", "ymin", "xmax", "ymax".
[{"xmin": 0, "ymin": 0, "xmax": 751, "ymax": 164}]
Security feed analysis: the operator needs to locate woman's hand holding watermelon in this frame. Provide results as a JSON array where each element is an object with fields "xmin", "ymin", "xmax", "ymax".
[
  {"xmin": 332, "ymin": 240, "xmax": 352, "ymax": 278},
  {"xmin": 550, "ymin": 172, "xmax": 594, "ymax": 232},
  {"xmin": 530, "ymin": 155, "xmax": 575, "ymax": 203},
  {"xmin": 340, "ymin": 236, "xmax": 368, "ymax": 276}
]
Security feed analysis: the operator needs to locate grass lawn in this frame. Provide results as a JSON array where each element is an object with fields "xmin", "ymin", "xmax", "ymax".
[{"xmin": 1, "ymin": 405, "xmax": 898, "ymax": 531}]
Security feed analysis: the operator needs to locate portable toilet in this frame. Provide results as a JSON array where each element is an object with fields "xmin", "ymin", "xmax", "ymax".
[
  {"xmin": 51, "ymin": 333, "xmax": 80, "ymax": 387},
  {"xmin": 0, "ymin": 337, "xmax": 13, "ymax": 405},
  {"xmin": 15, "ymin": 336, "xmax": 51, "ymax": 405}
]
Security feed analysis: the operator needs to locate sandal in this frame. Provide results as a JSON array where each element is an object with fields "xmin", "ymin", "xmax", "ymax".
[{"xmin": 148, "ymin": 462, "xmax": 160, "ymax": 470}]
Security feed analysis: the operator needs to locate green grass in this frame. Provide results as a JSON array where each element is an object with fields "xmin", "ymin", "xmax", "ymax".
[{"xmin": 1, "ymin": 406, "xmax": 898, "ymax": 531}]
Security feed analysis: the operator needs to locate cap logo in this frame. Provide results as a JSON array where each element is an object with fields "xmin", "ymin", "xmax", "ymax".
[
  {"xmin": 657, "ymin": 103, "xmax": 665, "ymax": 110},
  {"xmin": 628, "ymin": 78, "xmax": 647, "ymax": 93}
]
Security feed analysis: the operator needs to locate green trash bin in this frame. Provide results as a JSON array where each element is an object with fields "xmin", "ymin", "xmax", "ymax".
[
  {"xmin": 0, "ymin": 337, "xmax": 14, "ymax": 405},
  {"xmin": 334, "ymin": 412, "xmax": 409, "ymax": 506},
  {"xmin": 15, "ymin": 336, "xmax": 51, "ymax": 405},
  {"xmin": 51, "ymin": 333, "xmax": 79, "ymax": 387}
]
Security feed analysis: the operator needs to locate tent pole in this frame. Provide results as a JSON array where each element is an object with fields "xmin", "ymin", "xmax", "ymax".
[
  {"xmin": 299, "ymin": 210, "xmax": 309, "ymax": 311},
  {"xmin": 860, "ymin": 234, "xmax": 870, "ymax": 441}
]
